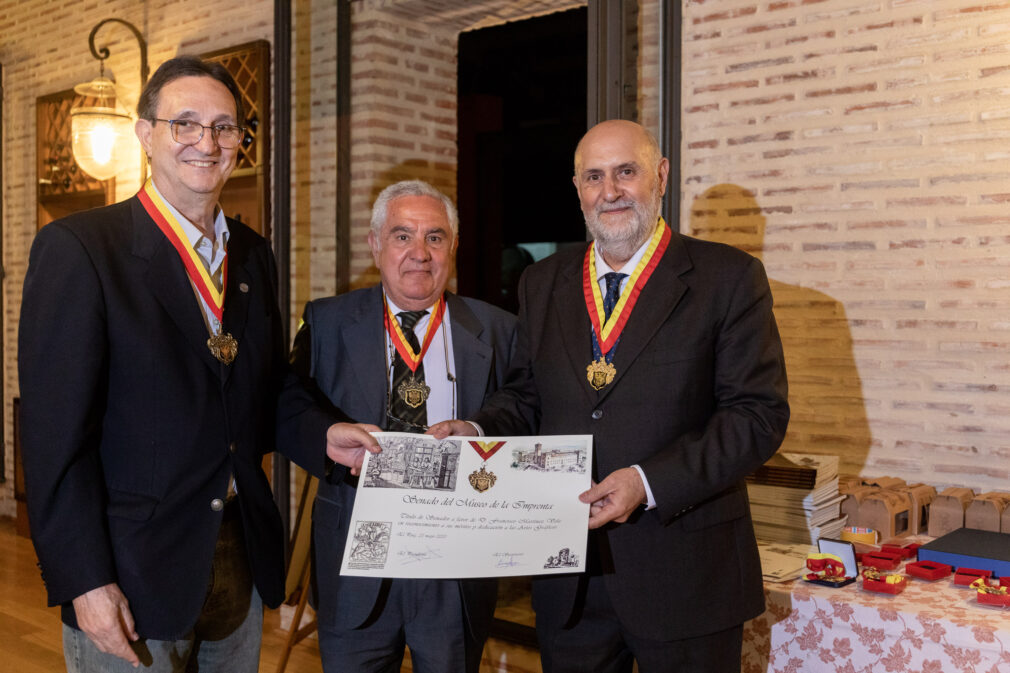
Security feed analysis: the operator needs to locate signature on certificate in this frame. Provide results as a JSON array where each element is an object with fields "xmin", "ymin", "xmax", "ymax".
[
  {"xmin": 398, "ymin": 546, "xmax": 444, "ymax": 565},
  {"xmin": 493, "ymin": 551, "xmax": 525, "ymax": 568}
]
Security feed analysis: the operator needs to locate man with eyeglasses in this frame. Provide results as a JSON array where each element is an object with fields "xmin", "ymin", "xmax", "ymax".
[
  {"xmin": 19, "ymin": 55, "xmax": 377, "ymax": 673},
  {"xmin": 276, "ymin": 179, "xmax": 518, "ymax": 673}
]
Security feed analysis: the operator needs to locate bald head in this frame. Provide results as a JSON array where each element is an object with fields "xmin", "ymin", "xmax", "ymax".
[
  {"xmin": 572, "ymin": 120, "xmax": 669, "ymax": 268},
  {"xmin": 574, "ymin": 120, "xmax": 663, "ymax": 177}
]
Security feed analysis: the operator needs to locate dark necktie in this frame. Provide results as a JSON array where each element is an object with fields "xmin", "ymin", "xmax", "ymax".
[
  {"xmin": 388, "ymin": 310, "xmax": 428, "ymax": 433},
  {"xmin": 602, "ymin": 272, "xmax": 627, "ymax": 322}
]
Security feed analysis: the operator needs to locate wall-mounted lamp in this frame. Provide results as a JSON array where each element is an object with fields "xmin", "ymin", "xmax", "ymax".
[{"xmin": 70, "ymin": 18, "xmax": 148, "ymax": 182}]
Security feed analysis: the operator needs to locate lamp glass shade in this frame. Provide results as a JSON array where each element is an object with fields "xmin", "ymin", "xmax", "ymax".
[{"xmin": 71, "ymin": 107, "xmax": 134, "ymax": 182}]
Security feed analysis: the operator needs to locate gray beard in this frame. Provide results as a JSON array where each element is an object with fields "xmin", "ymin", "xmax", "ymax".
[{"xmin": 584, "ymin": 197, "xmax": 661, "ymax": 264}]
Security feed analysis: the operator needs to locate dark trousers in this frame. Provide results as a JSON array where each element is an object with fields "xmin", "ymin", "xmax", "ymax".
[
  {"xmin": 537, "ymin": 574, "xmax": 743, "ymax": 673},
  {"xmin": 317, "ymin": 578, "xmax": 481, "ymax": 673}
]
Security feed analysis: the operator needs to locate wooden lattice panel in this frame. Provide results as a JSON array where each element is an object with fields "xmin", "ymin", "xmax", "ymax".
[
  {"xmin": 37, "ymin": 89, "xmax": 107, "ymax": 197},
  {"xmin": 203, "ymin": 41, "xmax": 270, "ymax": 175}
]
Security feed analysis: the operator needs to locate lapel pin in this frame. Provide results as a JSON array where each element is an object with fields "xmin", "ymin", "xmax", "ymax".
[{"xmin": 239, "ymin": 283, "xmax": 250, "ymax": 293}]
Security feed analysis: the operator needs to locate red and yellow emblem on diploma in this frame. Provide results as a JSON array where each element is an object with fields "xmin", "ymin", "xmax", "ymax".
[
  {"xmin": 467, "ymin": 440, "xmax": 506, "ymax": 492},
  {"xmin": 383, "ymin": 296, "xmax": 446, "ymax": 408},
  {"xmin": 139, "ymin": 180, "xmax": 238, "ymax": 364},
  {"xmin": 582, "ymin": 218, "xmax": 670, "ymax": 390}
]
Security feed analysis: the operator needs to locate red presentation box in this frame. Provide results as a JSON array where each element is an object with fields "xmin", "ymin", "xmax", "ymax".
[
  {"xmin": 862, "ymin": 551, "xmax": 902, "ymax": 570},
  {"xmin": 862, "ymin": 572, "xmax": 908, "ymax": 595},
  {"xmin": 977, "ymin": 591, "xmax": 1010, "ymax": 607},
  {"xmin": 954, "ymin": 567, "xmax": 993, "ymax": 587},
  {"xmin": 881, "ymin": 542, "xmax": 920, "ymax": 560},
  {"xmin": 905, "ymin": 560, "xmax": 952, "ymax": 581}
]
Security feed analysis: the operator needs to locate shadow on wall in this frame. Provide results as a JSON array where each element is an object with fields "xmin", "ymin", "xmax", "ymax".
[{"xmin": 688, "ymin": 184, "xmax": 871, "ymax": 477}]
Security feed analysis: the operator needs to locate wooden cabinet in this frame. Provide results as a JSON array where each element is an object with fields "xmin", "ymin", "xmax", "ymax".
[
  {"xmin": 36, "ymin": 88, "xmax": 115, "ymax": 229},
  {"xmin": 203, "ymin": 40, "xmax": 272, "ymax": 239}
]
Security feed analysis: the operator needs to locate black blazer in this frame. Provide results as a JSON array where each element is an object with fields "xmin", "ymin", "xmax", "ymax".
[
  {"xmin": 276, "ymin": 285, "xmax": 519, "ymax": 642},
  {"xmin": 18, "ymin": 196, "xmax": 288, "ymax": 639},
  {"xmin": 470, "ymin": 225, "xmax": 790, "ymax": 641}
]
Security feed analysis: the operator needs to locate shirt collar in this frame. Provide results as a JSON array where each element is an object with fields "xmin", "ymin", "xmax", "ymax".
[
  {"xmin": 150, "ymin": 180, "xmax": 229, "ymax": 250},
  {"xmin": 384, "ymin": 293, "xmax": 441, "ymax": 330},
  {"xmin": 594, "ymin": 226, "xmax": 653, "ymax": 279}
]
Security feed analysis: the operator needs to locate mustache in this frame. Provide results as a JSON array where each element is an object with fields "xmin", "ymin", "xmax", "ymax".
[{"xmin": 596, "ymin": 199, "xmax": 637, "ymax": 214}]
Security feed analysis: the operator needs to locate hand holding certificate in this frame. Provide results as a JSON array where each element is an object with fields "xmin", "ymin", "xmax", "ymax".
[{"xmin": 339, "ymin": 433, "xmax": 593, "ymax": 579}]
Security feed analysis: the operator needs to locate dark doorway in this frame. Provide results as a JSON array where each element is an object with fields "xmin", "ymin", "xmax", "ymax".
[{"xmin": 457, "ymin": 8, "xmax": 588, "ymax": 313}]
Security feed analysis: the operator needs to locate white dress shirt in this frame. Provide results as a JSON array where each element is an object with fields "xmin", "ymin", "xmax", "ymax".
[
  {"xmin": 384, "ymin": 295, "xmax": 457, "ymax": 426},
  {"xmin": 594, "ymin": 236, "xmax": 659, "ymax": 510},
  {"xmin": 152, "ymin": 181, "xmax": 230, "ymax": 335}
]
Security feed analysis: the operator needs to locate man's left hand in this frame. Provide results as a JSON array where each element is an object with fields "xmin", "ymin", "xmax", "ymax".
[{"xmin": 579, "ymin": 467, "xmax": 646, "ymax": 529}]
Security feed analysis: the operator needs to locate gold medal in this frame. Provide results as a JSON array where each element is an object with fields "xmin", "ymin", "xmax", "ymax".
[
  {"xmin": 468, "ymin": 464, "xmax": 497, "ymax": 493},
  {"xmin": 207, "ymin": 332, "xmax": 238, "ymax": 365},
  {"xmin": 586, "ymin": 357, "xmax": 617, "ymax": 390},
  {"xmin": 397, "ymin": 375, "xmax": 430, "ymax": 408}
]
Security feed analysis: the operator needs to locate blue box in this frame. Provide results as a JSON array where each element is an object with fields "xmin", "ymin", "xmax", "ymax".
[{"xmin": 918, "ymin": 528, "xmax": 1010, "ymax": 578}]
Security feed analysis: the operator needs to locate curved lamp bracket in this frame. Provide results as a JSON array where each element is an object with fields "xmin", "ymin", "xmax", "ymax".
[{"xmin": 87, "ymin": 18, "xmax": 148, "ymax": 87}]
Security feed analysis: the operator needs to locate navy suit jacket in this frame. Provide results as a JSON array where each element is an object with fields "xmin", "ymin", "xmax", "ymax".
[
  {"xmin": 18, "ymin": 196, "xmax": 289, "ymax": 639},
  {"xmin": 470, "ymin": 225, "xmax": 790, "ymax": 641},
  {"xmin": 276, "ymin": 285, "xmax": 518, "ymax": 641}
]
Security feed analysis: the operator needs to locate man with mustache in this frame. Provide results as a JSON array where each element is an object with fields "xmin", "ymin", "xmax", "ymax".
[
  {"xmin": 277, "ymin": 179, "xmax": 518, "ymax": 672},
  {"xmin": 433, "ymin": 119, "xmax": 789, "ymax": 672}
]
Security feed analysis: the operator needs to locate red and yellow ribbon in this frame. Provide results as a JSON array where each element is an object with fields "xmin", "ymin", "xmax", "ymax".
[
  {"xmin": 383, "ymin": 295, "xmax": 446, "ymax": 374},
  {"xmin": 468, "ymin": 440, "xmax": 506, "ymax": 461},
  {"xmin": 138, "ymin": 179, "xmax": 227, "ymax": 321},
  {"xmin": 583, "ymin": 218, "xmax": 670, "ymax": 354}
]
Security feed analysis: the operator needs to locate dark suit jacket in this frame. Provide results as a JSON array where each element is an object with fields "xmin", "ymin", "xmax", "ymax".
[
  {"xmin": 18, "ymin": 195, "xmax": 289, "ymax": 640},
  {"xmin": 470, "ymin": 225, "xmax": 790, "ymax": 641},
  {"xmin": 276, "ymin": 285, "xmax": 518, "ymax": 643}
]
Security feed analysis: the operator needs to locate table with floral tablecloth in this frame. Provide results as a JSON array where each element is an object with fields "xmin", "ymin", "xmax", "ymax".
[{"xmin": 743, "ymin": 563, "xmax": 1010, "ymax": 673}]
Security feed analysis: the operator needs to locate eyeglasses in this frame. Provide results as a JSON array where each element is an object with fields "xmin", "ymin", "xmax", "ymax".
[{"xmin": 152, "ymin": 118, "xmax": 246, "ymax": 149}]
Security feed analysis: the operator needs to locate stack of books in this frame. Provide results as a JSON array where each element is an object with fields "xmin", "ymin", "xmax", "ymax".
[{"xmin": 747, "ymin": 452, "xmax": 847, "ymax": 545}]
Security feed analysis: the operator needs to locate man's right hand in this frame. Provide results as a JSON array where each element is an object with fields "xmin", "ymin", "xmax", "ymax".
[
  {"xmin": 426, "ymin": 419, "xmax": 480, "ymax": 439},
  {"xmin": 72, "ymin": 583, "xmax": 140, "ymax": 667},
  {"xmin": 327, "ymin": 422, "xmax": 382, "ymax": 475}
]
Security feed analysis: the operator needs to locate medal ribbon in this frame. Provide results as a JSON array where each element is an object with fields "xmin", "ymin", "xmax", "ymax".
[
  {"xmin": 138, "ymin": 179, "xmax": 227, "ymax": 321},
  {"xmin": 468, "ymin": 440, "xmax": 506, "ymax": 461},
  {"xmin": 383, "ymin": 295, "xmax": 447, "ymax": 374},
  {"xmin": 583, "ymin": 218, "xmax": 671, "ymax": 355}
]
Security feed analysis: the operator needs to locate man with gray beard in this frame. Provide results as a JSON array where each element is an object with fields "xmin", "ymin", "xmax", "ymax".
[{"xmin": 431, "ymin": 120, "xmax": 789, "ymax": 672}]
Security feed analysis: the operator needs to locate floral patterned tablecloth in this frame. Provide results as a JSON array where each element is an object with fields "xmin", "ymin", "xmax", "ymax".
[{"xmin": 743, "ymin": 565, "xmax": 1010, "ymax": 673}]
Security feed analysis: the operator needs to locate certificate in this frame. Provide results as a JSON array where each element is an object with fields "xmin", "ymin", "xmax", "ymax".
[{"xmin": 339, "ymin": 433, "xmax": 593, "ymax": 579}]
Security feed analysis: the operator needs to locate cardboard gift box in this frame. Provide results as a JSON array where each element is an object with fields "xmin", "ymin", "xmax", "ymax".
[
  {"xmin": 966, "ymin": 492, "xmax": 1010, "ymax": 533},
  {"xmin": 927, "ymin": 487, "xmax": 974, "ymax": 538},
  {"xmin": 840, "ymin": 485, "xmax": 878, "ymax": 527},
  {"xmin": 900, "ymin": 483, "xmax": 936, "ymax": 535},
  {"xmin": 859, "ymin": 490, "xmax": 912, "ymax": 538}
]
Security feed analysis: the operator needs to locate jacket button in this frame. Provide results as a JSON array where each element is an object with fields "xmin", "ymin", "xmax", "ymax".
[
  {"xmin": 211, "ymin": 498, "xmax": 224, "ymax": 511},
  {"xmin": 591, "ymin": 409, "xmax": 603, "ymax": 420},
  {"xmin": 229, "ymin": 441, "xmax": 237, "ymax": 453}
]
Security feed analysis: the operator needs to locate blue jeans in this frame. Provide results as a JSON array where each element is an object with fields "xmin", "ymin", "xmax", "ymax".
[{"xmin": 63, "ymin": 501, "xmax": 263, "ymax": 673}]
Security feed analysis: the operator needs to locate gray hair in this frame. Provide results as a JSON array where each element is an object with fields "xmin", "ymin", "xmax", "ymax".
[{"xmin": 370, "ymin": 180, "xmax": 459, "ymax": 240}]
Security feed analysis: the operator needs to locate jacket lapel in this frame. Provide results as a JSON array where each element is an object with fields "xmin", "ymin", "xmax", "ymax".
[
  {"xmin": 342, "ymin": 286, "xmax": 388, "ymax": 426},
  {"xmin": 219, "ymin": 225, "xmax": 252, "ymax": 386},
  {"xmin": 552, "ymin": 247, "xmax": 599, "ymax": 407},
  {"xmin": 131, "ymin": 197, "xmax": 222, "ymax": 377},
  {"xmin": 596, "ymin": 230, "xmax": 691, "ymax": 403},
  {"xmin": 446, "ymin": 293, "xmax": 493, "ymax": 419}
]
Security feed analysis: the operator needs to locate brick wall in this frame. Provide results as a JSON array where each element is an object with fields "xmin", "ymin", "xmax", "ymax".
[
  {"xmin": 682, "ymin": 0, "xmax": 1010, "ymax": 491},
  {"xmin": 345, "ymin": 0, "xmax": 586, "ymax": 290}
]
